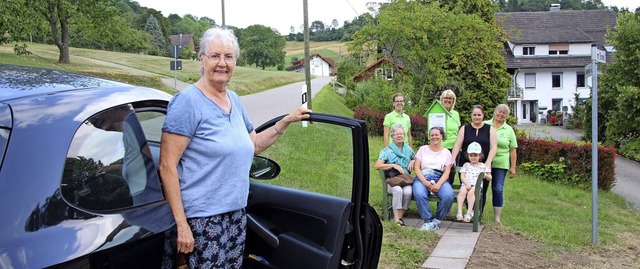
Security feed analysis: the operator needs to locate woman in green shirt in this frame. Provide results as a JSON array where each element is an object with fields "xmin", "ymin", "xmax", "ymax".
[
  {"xmin": 440, "ymin": 90, "xmax": 461, "ymax": 185},
  {"xmin": 483, "ymin": 104, "xmax": 518, "ymax": 223}
]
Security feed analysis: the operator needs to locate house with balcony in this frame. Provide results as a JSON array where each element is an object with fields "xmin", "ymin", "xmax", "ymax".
[{"xmin": 497, "ymin": 7, "xmax": 617, "ymax": 124}]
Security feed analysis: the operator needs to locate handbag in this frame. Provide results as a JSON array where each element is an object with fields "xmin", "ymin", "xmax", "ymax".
[
  {"xmin": 386, "ymin": 174, "xmax": 415, "ymax": 187},
  {"xmin": 384, "ymin": 167, "xmax": 401, "ymax": 179}
]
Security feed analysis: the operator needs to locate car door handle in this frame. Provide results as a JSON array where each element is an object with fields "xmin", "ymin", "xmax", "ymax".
[{"xmin": 247, "ymin": 213, "xmax": 279, "ymax": 248}]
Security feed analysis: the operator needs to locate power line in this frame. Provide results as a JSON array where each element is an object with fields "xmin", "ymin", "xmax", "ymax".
[{"xmin": 345, "ymin": 0, "xmax": 360, "ymax": 17}]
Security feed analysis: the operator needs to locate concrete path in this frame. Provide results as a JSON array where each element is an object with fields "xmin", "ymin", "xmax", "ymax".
[{"xmin": 402, "ymin": 218, "xmax": 482, "ymax": 269}]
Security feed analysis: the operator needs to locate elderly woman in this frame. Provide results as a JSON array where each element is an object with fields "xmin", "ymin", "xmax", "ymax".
[
  {"xmin": 383, "ymin": 93, "xmax": 413, "ymax": 148},
  {"xmin": 413, "ymin": 127, "xmax": 455, "ymax": 231},
  {"xmin": 483, "ymin": 104, "xmax": 518, "ymax": 223},
  {"xmin": 374, "ymin": 124, "xmax": 414, "ymax": 226},
  {"xmin": 439, "ymin": 90, "xmax": 461, "ymax": 185},
  {"xmin": 159, "ymin": 27, "xmax": 310, "ymax": 268}
]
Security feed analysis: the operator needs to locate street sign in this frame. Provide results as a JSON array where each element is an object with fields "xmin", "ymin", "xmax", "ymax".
[
  {"xmin": 595, "ymin": 49, "xmax": 606, "ymax": 63},
  {"xmin": 170, "ymin": 60, "xmax": 182, "ymax": 71},
  {"xmin": 585, "ymin": 63, "xmax": 592, "ymax": 77}
]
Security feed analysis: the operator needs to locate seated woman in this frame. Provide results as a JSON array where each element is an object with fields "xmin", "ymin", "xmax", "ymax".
[
  {"xmin": 413, "ymin": 127, "xmax": 454, "ymax": 231},
  {"xmin": 374, "ymin": 124, "xmax": 415, "ymax": 226}
]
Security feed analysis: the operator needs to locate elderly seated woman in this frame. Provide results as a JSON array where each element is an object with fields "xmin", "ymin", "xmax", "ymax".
[{"xmin": 374, "ymin": 124, "xmax": 415, "ymax": 226}]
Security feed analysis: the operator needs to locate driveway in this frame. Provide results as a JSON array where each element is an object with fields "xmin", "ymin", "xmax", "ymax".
[{"xmin": 515, "ymin": 123, "xmax": 640, "ymax": 212}]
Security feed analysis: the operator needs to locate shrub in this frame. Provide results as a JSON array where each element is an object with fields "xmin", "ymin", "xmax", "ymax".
[
  {"xmin": 517, "ymin": 137, "xmax": 616, "ymax": 191},
  {"xmin": 619, "ymin": 136, "xmax": 640, "ymax": 161},
  {"xmin": 354, "ymin": 107, "xmax": 385, "ymax": 136},
  {"xmin": 409, "ymin": 113, "xmax": 427, "ymax": 148}
]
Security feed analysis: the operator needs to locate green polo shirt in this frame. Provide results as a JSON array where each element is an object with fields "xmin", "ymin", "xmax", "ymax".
[
  {"xmin": 383, "ymin": 110, "xmax": 411, "ymax": 144},
  {"xmin": 484, "ymin": 119, "xmax": 518, "ymax": 169},
  {"xmin": 442, "ymin": 110, "xmax": 460, "ymax": 149}
]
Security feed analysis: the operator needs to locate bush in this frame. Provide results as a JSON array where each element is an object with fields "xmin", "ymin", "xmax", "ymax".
[
  {"xmin": 354, "ymin": 107, "xmax": 385, "ymax": 136},
  {"xmin": 619, "ymin": 136, "xmax": 640, "ymax": 161},
  {"xmin": 517, "ymin": 137, "xmax": 616, "ymax": 191},
  {"xmin": 409, "ymin": 114, "xmax": 427, "ymax": 148}
]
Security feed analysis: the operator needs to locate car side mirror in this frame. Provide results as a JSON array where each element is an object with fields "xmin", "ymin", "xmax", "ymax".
[{"xmin": 250, "ymin": 156, "xmax": 280, "ymax": 180}]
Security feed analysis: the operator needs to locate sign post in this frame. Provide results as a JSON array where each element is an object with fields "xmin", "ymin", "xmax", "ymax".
[
  {"xmin": 301, "ymin": 84, "xmax": 308, "ymax": 128},
  {"xmin": 590, "ymin": 44, "xmax": 605, "ymax": 245},
  {"xmin": 169, "ymin": 45, "xmax": 182, "ymax": 93}
]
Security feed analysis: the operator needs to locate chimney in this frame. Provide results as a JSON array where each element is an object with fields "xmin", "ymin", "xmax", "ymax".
[{"xmin": 550, "ymin": 3, "xmax": 561, "ymax": 12}]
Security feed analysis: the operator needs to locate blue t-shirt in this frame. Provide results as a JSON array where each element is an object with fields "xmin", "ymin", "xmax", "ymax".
[{"xmin": 162, "ymin": 85, "xmax": 255, "ymax": 218}]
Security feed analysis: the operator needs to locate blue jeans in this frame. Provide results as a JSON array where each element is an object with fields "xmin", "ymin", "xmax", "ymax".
[
  {"xmin": 413, "ymin": 177, "xmax": 454, "ymax": 221},
  {"xmin": 481, "ymin": 168, "xmax": 507, "ymax": 213}
]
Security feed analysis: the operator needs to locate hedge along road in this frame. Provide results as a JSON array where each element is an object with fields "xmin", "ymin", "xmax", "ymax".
[{"xmin": 515, "ymin": 123, "xmax": 640, "ymax": 212}]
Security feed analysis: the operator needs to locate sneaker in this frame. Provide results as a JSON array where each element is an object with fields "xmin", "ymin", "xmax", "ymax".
[
  {"xmin": 419, "ymin": 222, "xmax": 437, "ymax": 231},
  {"xmin": 431, "ymin": 219, "xmax": 441, "ymax": 228}
]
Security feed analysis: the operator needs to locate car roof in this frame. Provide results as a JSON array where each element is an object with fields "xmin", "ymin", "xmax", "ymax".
[{"xmin": 0, "ymin": 64, "xmax": 129, "ymax": 101}]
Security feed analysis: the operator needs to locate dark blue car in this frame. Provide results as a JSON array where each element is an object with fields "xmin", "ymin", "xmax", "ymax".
[{"xmin": 0, "ymin": 64, "xmax": 382, "ymax": 268}]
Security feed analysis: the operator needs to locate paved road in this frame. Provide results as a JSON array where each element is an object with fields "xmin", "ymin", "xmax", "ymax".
[
  {"xmin": 240, "ymin": 77, "xmax": 333, "ymax": 126},
  {"xmin": 515, "ymin": 123, "xmax": 640, "ymax": 211}
]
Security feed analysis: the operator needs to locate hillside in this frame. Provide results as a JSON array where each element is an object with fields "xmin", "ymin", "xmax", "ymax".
[{"xmin": 1, "ymin": 41, "xmax": 347, "ymax": 95}]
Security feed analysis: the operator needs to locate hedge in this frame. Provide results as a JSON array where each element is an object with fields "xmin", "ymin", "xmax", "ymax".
[
  {"xmin": 354, "ymin": 107, "xmax": 427, "ymax": 149},
  {"xmin": 517, "ymin": 136, "xmax": 617, "ymax": 191}
]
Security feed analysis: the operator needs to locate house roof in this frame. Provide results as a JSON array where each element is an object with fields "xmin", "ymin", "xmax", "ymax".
[
  {"xmin": 169, "ymin": 34, "xmax": 194, "ymax": 47},
  {"xmin": 497, "ymin": 10, "xmax": 617, "ymax": 48},
  {"xmin": 351, "ymin": 56, "xmax": 404, "ymax": 80},
  {"xmin": 503, "ymin": 54, "xmax": 592, "ymax": 69},
  {"xmin": 498, "ymin": 10, "xmax": 617, "ymax": 69},
  {"xmin": 286, "ymin": 54, "xmax": 335, "ymax": 71}
]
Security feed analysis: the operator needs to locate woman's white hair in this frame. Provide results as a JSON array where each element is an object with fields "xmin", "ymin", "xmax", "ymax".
[
  {"xmin": 390, "ymin": 124, "xmax": 405, "ymax": 135},
  {"xmin": 494, "ymin": 104, "xmax": 510, "ymax": 116},
  {"xmin": 198, "ymin": 27, "xmax": 240, "ymax": 75}
]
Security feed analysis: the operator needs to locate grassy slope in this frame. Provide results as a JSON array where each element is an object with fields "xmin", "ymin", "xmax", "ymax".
[{"xmin": 1, "ymin": 41, "xmax": 345, "ymax": 96}]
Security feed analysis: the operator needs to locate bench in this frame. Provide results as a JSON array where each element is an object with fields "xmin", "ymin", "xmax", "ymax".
[{"xmin": 379, "ymin": 169, "xmax": 484, "ymax": 232}]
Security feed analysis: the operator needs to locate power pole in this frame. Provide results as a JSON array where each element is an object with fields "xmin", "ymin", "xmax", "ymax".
[
  {"xmin": 221, "ymin": 0, "xmax": 226, "ymax": 27},
  {"xmin": 303, "ymin": 0, "xmax": 312, "ymax": 109}
]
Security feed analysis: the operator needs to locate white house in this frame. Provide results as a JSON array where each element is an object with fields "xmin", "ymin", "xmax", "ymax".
[
  {"xmin": 286, "ymin": 54, "xmax": 336, "ymax": 76},
  {"xmin": 498, "ymin": 8, "xmax": 617, "ymax": 124}
]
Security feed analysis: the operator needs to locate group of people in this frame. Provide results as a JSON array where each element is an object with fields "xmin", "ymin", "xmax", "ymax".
[{"xmin": 376, "ymin": 91, "xmax": 518, "ymax": 231}]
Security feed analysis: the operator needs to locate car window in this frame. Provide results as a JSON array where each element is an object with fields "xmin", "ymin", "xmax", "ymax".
[
  {"xmin": 136, "ymin": 111, "xmax": 165, "ymax": 143},
  {"xmin": 61, "ymin": 104, "xmax": 165, "ymax": 213},
  {"xmin": 257, "ymin": 122, "xmax": 354, "ymax": 199}
]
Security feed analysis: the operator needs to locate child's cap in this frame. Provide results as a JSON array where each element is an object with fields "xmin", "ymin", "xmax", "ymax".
[{"xmin": 467, "ymin": 142, "xmax": 482, "ymax": 154}]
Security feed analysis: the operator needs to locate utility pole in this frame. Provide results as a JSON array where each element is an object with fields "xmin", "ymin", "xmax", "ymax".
[
  {"xmin": 221, "ymin": 0, "xmax": 225, "ymax": 27},
  {"xmin": 303, "ymin": 0, "xmax": 312, "ymax": 109}
]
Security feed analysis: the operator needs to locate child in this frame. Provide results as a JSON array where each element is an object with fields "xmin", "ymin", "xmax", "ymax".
[{"xmin": 456, "ymin": 142, "xmax": 492, "ymax": 222}]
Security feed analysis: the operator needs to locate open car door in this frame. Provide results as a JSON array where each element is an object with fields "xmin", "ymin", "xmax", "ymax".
[{"xmin": 244, "ymin": 113, "xmax": 382, "ymax": 269}]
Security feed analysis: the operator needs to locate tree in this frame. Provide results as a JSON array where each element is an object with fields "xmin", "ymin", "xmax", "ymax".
[
  {"xmin": 144, "ymin": 14, "xmax": 166, "ymax": 56},
  {"xmin": 348, "ymin": 0, "xmax": 510, "ymax": 121},
  {"xmin": 240, "ymin": 25, "xmax": 286, "ymax": 70},
  {"xmin": 331, "ymin": 19, "xmax": 339, "ymax": 30},
  {"xmin": 584, "ymin": 11, "xmax": 640, "ymax": 146},
  {"xmin": 310, "ymin": 20, "xmax": 325, "ymax": 32}
]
